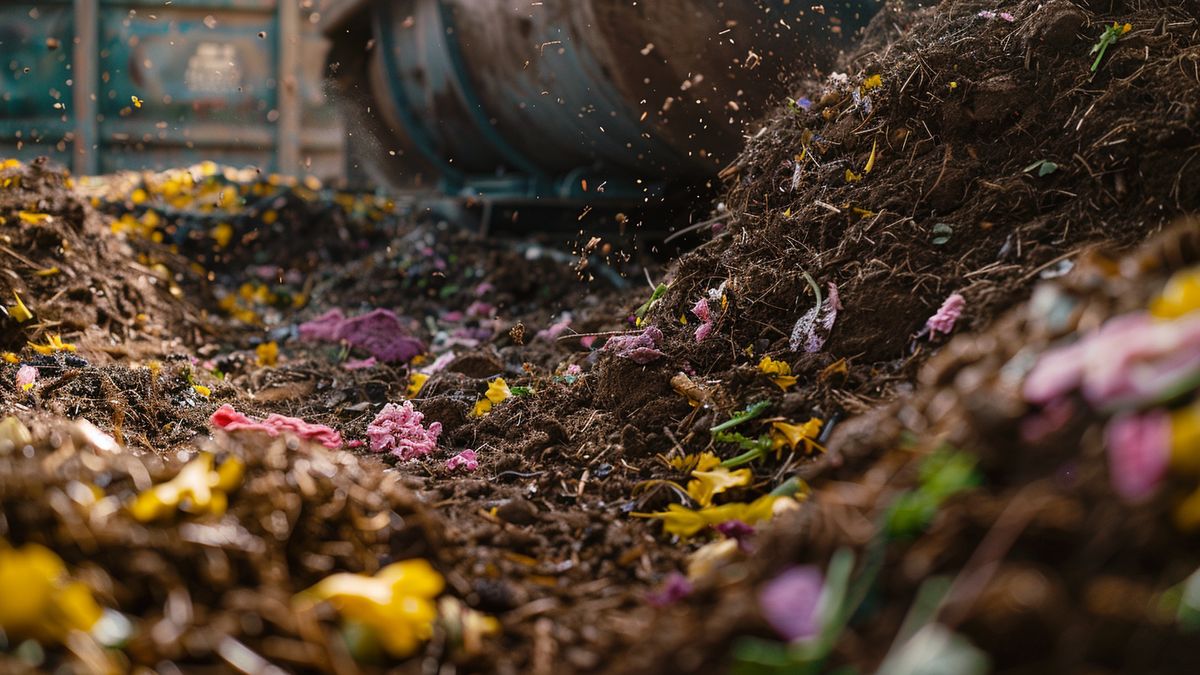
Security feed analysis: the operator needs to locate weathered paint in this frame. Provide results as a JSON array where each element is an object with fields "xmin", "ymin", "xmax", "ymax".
[
  {"xmin": 329, "ymin": 0, "xmax": 880, "ymax": 201},
  {"xmin": 0, "ymin": 0, "xmax": 343, "ymax": 177}
]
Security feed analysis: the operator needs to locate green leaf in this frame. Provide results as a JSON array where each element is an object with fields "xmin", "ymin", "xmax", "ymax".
[
  {"xmin": 1022, "ymin": 159, "xmax": 1058, "ymax": 177},
  {"xmin": 930, "ymin": 223, "xmax": 953, "ymax": 246}
]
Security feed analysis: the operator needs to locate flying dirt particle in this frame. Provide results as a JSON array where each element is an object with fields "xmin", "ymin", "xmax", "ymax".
[{"xmin": 509, "ymin": 322, "xmax": 526, "ymax": 346}]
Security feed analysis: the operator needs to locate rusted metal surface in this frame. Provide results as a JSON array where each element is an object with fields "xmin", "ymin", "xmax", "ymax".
[
  {"xmin": 1, "ymin": 0, "xmax": 344, "ymax": 177},
  {"xmin": 328, "ymin": 0, "xmax": 877, "ymax": 199}
]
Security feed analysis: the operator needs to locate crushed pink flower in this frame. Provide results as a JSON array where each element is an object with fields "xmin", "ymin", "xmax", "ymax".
[
  {"xmin": 646, "ymin": 572, "xmax": 693, "ymax": 608},
  {"xmin": 342, "ymin": 356, "xmax": 378, "ymax": 370},
  {"xmin": 1106, "ymin": 412, "xmax": 1171, "ymax": 502},
  {"xmin": 999, "ymin": 11, "xmax": 1015, "ymax": 21},
  {"xmin": 925, "ymin": 293, "xmax": 966, "ymax": 337},
  {"xmin": 210, "ymin": 404, "xmax": 343, "ymax": 449},
  {"xmin": 423, "ymin": 351, "xmax": 456, "ymax": 374},
  {"xmin": 693, "ymin": 298, "xmax": 714, "ymax": 343},
  {"xmin": 759, "ymin": 565, "xmax": 824, "ymax": 642},
  {"xmin": 446, "ymin": 450, "xmax": 479, "ymax": 472},
  {"xmin": 366, "ymin": 401, "xmax": 442, "ymax": 460},
  {"xmin": 606, "ymin": 326, "xmax": 666, "ymax": 364},
  {"xmin": 1019, "ymin": 397, "xmax": 1077, "ymax": 444},
  {"xmin": 716, "ymin": 519, "xmax": 756, "ymax": 552},
  {"xmin": 1024, "ymin": 312, "xmax": 1200, "ymax": 410},
  {"xmin": 565, "ymin": 364, "xmax": 583, "ymax": 376},
  {"xmin": 537, "ymin": 314, "xmax": 573, "ymax": 341},
  {"xmin": 466, "ymin": 301, "xmax": 495, "ymax": 319},
  {"xmin": 790, "ymin": 282, "xmax": 841, "ymax": 353},
  {"xmin": 299, "ymin": 308, "xmax": 424, "ymax": 362}
]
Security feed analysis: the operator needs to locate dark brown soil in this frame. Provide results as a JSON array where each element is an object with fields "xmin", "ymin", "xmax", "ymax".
[{"xmin": 2, "ymin": 0, "xmax": 1200, "ymax": 673}]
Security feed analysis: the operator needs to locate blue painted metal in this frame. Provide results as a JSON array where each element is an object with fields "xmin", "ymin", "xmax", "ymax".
[
  {"xmin": 0, "ymin": 0, "xmax": 344, "ymax": 177},
  {"xmin": 342, "ymin": 0, "xmax": 881, "ymax": 203}
]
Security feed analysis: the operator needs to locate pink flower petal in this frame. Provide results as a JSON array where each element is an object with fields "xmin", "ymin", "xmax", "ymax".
[
  {"xmin": 366, "ymin": 401, "xmax": 442, "ymax": 460},
  {"xmin": 446, "ymin": 449, "xmax": 479, "ymax": 471},
  {"xmin": 1106, "ymin": 412, "xmax": 1171, "ymax": 502},
  {"xmin": 789, "ymin": 283, "xmax": 841, "ymax": 353},
  {"xmin": 759, "ymin": 566, "xmax": 824, "ymax": 642},
  {"xmin": 606, "ymin": 326, "xmax": 666, "ymax": 364},
  {"xmin": 924, "ymin": 293, "xmax": 966, "ymax": 337},
  {"xmin": 211, "ymin": 404, "xmax": 342, "ymax": 449}
]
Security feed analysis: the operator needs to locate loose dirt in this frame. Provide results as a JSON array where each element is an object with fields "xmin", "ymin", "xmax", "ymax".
[{"xmin": 2, "ymin": 0, "xmax": 1199, "ymax": 673}]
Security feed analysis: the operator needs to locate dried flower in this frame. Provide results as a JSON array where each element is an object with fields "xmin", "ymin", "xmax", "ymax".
[
  {"xmin": 606, "ymin": 326, "xmax": 666, "ymax": 364},
  {"xmin": 367, "ymin": 401, "xmax": 442, "ymax": 459},
  {"xmin": 716, "ymin": 519, "xmax": 756, "ymax": 551},
  {"xmin": 297, "ymin": 559, "xmax": 444, "ymax": 658},
  {"xmin": 1024, "ymin": 312, "xmax": 1200, "ymax": 410},
  {"xmin": 299, "ymin": 308, "xmax": 424, "ymax": 363},
  {"xmin": 693, "ymin": 298, "xmax": 714, "ymax": 342},
  {"xmin": 790, "ymin": 281, "xmax": 841, "ymax": 353}
]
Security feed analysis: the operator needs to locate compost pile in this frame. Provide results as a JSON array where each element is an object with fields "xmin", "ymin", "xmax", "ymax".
[{"xmin": 3, "ymin": 0, "xmax": 1200, "ymax": 673}]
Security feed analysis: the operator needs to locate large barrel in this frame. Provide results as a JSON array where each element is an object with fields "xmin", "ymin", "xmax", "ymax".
[{"xmin": 326, "ymin": 0, "xmax": 878, "ymax": 202}]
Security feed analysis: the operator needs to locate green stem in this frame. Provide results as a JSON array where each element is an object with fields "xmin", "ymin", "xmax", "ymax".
[{"xmin": 710, "ymin": 400, "xmax": 772, "ymax": 434}]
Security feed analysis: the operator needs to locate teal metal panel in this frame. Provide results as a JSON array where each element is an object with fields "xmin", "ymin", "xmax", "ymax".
[
  {"xmin": 0, "ymin": 2, "xmax": 77, "ymax": 164},
  {"xmin": 0, "ymin": 0, "xmax": 344, "ymax": 176}
]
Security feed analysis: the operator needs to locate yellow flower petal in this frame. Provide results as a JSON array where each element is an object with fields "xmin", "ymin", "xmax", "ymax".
[
  {"xmin": 28, "ymin": 334, "xmax": 76, "ymax": 355},
  {"xmin": 299, "ymin": 559, "xmax": 445, "ymax": 658},
  {"xmin": 473, "ymin": 378, "xmax": 512, "ymax": 417},
  {"xmin": 255, "ymin": 341, "xmax": 279, "ymax": 367},
  {"xmin": 17, "ymin": 211, "xmax": 51, "ymax": 225},
  {"xmin": 686, "ymin": 466, "xmax": 751, "ymax": 507},
  {"xmin": 770, "ymin": 418, "xmax": 825, "ymax": 454},
  {"xmin": 634, "ymin": 494, "xmax": 780, "ymax": 539},
  {"xmin": 130, "ymin": 453, "xmax": 244, "ymax": 521},
  {"xmin": 9, "ymin": 292, "xmax": 33, "ymax": 323},
  {"xmin": 1150, "ymin": 267, "xmax": 1200, "ymax": 319},
  {"xmin": 758, "ymin": 356, "xmax": 797, "ymax": 390},
  {"xmin": 406, "ymin": 373, "xmax": 430, "ymax": 399}
]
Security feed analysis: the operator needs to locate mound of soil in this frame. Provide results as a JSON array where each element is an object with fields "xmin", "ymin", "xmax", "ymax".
[
  {"xmin": 0, "ymin": 158, "xmax": 199, "ymax": 355},
  {"xmin": 0, "ymin": 414, "xmax": 439, "ymax": 672},
  {"xmin": 2, "ymin": 0, "xmax": 1200, "ymax": 673}
]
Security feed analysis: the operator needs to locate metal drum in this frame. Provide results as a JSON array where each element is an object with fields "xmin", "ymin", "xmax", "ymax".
[{"xmin": 325, "ymin": 0, "xmax": 879, "ymax": 202}]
